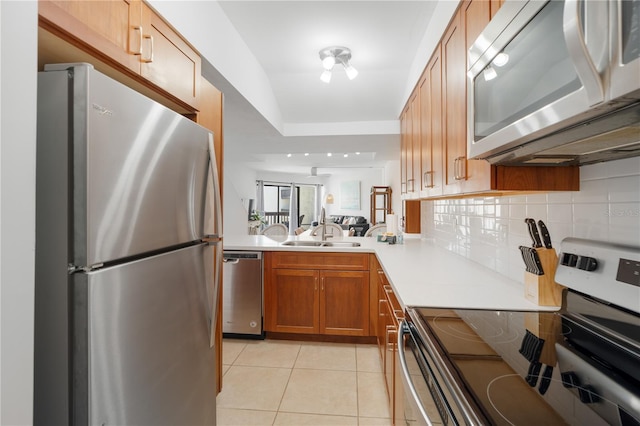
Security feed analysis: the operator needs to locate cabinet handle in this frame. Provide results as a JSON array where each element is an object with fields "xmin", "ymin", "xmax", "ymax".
[
  {"xmin": 321, "ymin": 277, "xmax": 325, "ymax": 291},
  {"xmin": 394, "ymin": 309, "xmax": 405, "ymax": 321},
  {"xmin": 132, "ymin": 26, "xmax": 143, "ymax": 55},
  {"xmin": 142, "ymin": 34, "xmax": 154, "ymax": 63},
  {"xmin": 386, "ymin": 325, "xmax": 397, "ymax": 350},
  {"xmin": 379, "ymin": 299, "xmax": 387, "ymax": 317},
  {"xmin": 401, "ymin": 182, "xmax": 407, "ymax": 193},
  {"xmin": 408, "ymin": 178, "xmax": 415, "ymax": 192},
  {"xmin": 454, "ymin": 156, "xmax": 466, "ymax": 181},
  {"xmin": 424, "ymin": 171, "xmax": 434, "ymax": 188},
  {"xmin": 315, "ymin": 276, "xmax": 318, "ymax": 291}
]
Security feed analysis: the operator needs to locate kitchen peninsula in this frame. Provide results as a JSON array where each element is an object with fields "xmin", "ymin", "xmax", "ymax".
[{"xmin": 224, "ymin": 235, "xmax": 558, "ymax": 314}]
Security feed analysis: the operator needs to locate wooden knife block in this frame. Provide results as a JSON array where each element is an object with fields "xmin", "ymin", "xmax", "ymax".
[
  {"xmin": 524, "ymin": 248, "xmax": 564, "ymax": 306},
  {"xmin": 524, "ymin": 312, "xmax": 561, "ymax": 365}
]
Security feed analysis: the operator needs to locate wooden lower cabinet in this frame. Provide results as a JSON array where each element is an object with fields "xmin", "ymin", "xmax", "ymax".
[
  {"xmin": 264, "ymin": 252, "xmax": 370, "ymax": 337},
  {"xmin": 266, "ymin": 269, "xmax": 319, "ymax": 333},
  {"xmin": 373, "ymin": 255, "xmax": 404, "ymax": 423}
]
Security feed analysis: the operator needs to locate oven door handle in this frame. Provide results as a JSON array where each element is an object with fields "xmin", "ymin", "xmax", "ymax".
[{"xmin": 398, "ymin": 320, "xmax": 435, "ymax": 426}]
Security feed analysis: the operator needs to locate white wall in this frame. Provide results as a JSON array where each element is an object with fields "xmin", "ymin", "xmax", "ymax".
[
  {"xmin": 223, "ymin": 162, "xmax": 258, "ymax": 236},
  {"xmin": 322, "ymin": 168, "xmax": 385, "ymax": 220},
  {"xmin": 421, "ymin": 157, "xmax": 640, "ymax": 284},
  {"xmin": 0, "ymin": 1, "xmax": 38, "ymax": 424}
]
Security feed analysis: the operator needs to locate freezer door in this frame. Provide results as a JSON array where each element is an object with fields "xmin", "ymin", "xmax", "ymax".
[
  {"xmin": 39, "ymin": 64, "xmax": 214, "ymax": 267},
  {"xmin": 72, "ymin": 243, "xmax": 217, "ymax": 425}
]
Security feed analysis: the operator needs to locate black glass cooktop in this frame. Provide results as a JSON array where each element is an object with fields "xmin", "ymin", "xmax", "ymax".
[{"xmin": 409, "ymin": 292, "xmax": 640, "ymax": 426}]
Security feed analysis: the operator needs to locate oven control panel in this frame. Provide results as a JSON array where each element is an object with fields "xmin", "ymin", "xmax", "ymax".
[
  {"xmin": 555, "ymin": 238, "xmax": 640, "ymax": 314},
  {"xmin": 616, "ymin": 258, "xmax": 640, "ymax": 287},
  {"xmin": 560, "ymin": 252, "xmax": 598, "ymax": 271}
]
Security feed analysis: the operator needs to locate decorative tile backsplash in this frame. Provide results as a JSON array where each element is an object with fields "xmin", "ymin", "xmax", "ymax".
[{"xmin": 421, "ymin": 157, "xmax": 640, "ymax": 283}]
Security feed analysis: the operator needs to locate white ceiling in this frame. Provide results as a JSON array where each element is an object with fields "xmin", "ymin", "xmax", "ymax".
[{"xmin": 206, "ymin": 1, "xmax": 448, "ymax": 176}]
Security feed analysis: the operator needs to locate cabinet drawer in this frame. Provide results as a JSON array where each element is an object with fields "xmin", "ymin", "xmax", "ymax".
[{"xmin": 268, "ymin": 252, "xmax": 369, "ymax": 270}]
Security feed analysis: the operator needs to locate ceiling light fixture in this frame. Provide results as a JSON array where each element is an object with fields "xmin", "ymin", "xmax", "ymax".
[{"xmin": 319, "ymin": 46, "xmax": 358, "ymax": 83}]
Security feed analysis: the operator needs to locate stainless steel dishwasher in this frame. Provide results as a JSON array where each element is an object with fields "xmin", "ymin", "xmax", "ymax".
[{"xmin": 222, "ymin": 251, "xmax": 264, "ymax": 338}]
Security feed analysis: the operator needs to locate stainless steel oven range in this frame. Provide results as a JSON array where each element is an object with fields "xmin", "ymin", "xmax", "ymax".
[{"xmin": 398, "ymin": 238, "xmax": 640, "ymax": 425}]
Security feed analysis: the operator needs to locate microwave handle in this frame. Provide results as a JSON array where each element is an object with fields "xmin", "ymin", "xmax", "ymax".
[{"xmin": 563, "ymin": 0, "xmax": 605, "ymax": 106}]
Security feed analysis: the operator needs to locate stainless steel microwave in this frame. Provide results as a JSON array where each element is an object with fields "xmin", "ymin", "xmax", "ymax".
[{"xmin": 467, "ymin": 0, "xmax": 640, "ymax": 166}]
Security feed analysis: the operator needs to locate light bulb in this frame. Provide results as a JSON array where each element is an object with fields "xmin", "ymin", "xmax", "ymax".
[
  {"xmin": 345, "ymin": 64, "xmax": 358, "ymax": 80},
  {"xmin": 320, "ymin": 70, "xmax": 332, "ymax": 83},
  {"xmin": 322, "ymin": 55, "xmax": 336, "ymax": 70}
]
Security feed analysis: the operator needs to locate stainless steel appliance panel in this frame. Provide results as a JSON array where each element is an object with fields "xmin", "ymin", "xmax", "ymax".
[
  {"xmin": 467, "ymin": 0, "xmax": 640, "ymax": 165},
  {"xmin": 74, "ymin": 243, "xmax": 216, "ymax": 425},
  {"xmin": 39, "ymin": 64, "xmax": 212, "ymax": 268},
  {"xmin": 223, "ymin": 251, "xmax": 263, "ymax": 336}
]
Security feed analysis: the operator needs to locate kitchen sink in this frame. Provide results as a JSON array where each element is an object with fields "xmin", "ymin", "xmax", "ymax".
[
  {"xmin": 321, "ymin": 241, "xmax": 361, "ymax": 247},
  {"xmin": 280, "ymin": 241, "xmax": 361, "ymax": 248}
]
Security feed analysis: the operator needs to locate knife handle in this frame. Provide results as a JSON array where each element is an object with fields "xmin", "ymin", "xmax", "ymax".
[
  {"xmin": 537, "ymin": 220, "xmax": 553, "ymax": 249},
  {"xmin": 525, "ymin": 218, "xmax": 543, "ymax": 247},
  {"xmin": 531, "ymin": 248, "xmax": 545, "ymax": 275}
]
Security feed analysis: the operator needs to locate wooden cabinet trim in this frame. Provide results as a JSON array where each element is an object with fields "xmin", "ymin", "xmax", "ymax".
[{"xmin": 268, "ymin": 251, "xmax": 369, "ymax": 271}]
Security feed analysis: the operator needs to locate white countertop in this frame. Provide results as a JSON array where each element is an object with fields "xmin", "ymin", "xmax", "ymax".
[{"xmin": 223, "ymin": 234, "xmax": 559, "ymax": 312}]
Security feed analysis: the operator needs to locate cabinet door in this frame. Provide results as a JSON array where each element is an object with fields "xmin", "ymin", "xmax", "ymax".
[
  {"xmin": 400, "ymin": 108, "xmax": 408, "ymax": 195},
  {"xmin": 265, "ymin": 269, "xmax": 319, "ymax": 334},
  {"xmin": 39, "ymin": 0, "xmax": 142, "ymax": 73},
  {"xmin": 421, "ymin": 46, "xmax": 444, "ymax": 198},
  {"xmin": 460, "ymin": 0, "xmax": 493, "ymax": 194},
  {"xmin": 383, "ymin": 293, "xmax": 396, "ymax": 412},
  {"xmin": 409, "ymin": 93, "xmax": 420, "ymax": 195},
  {"xmin": 320, "ymin": 271, "xmax": 370, "ymax": 336},
  {"xmin": 140, "ymin": 2, "xmax": 201, "ymax": 108},
  {"xmin": 442, "ymin": 10, "xmax": 466, "ymax": 195}
]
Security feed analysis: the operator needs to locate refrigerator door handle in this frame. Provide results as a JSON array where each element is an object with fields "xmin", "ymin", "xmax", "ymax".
[
  {"xmin": 205, "ymin": 134, "xmax": 223, "ymax": 241},
  {"xmin": 206, "ymin": 239, "xmax": 222, "ymax": 348},
  {"xmin": 207, "ymin": 134, "xmax": 223, "ymax": 348}
]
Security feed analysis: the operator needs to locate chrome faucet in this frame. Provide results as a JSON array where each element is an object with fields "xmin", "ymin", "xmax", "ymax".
[{"xmin": 320, "ymin": 207, "xmax": 332, "ymax": 241}]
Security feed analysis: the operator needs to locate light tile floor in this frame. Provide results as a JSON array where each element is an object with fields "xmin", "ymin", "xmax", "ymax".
[{"xmin": 217, "ymin": 339, "xmax": 392, "ymax": 426}]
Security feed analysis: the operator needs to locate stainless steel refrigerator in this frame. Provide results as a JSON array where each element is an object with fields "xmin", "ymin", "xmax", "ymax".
[{"xmin": 34, "ymin": 63, "xmax": 222, "ymax": 425}]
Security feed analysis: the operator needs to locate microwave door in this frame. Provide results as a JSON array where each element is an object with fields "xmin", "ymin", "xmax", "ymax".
[
  {"xmin": 609, "ymin": 0, "xmax": 640, "ymax": 101},
  {"xmin": 467, "ymin": 0, "xmax": 609, "ymax": 161}
]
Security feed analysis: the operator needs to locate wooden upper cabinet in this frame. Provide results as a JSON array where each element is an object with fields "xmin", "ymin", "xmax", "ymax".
[
  {"xmin": 39, "ymin": 0, "xmax": 143, "ymax": 73},
  {"xmin": 490, "ymin": 0, "xmax": 505, "ymax": 19},
  {"xmin": 140, "ymin": 2, "xmax": 201, "ymax": 108},
  {"xmin": 410, "ymin": 93, "xmax": 421, "ymax": 195},
  {"xmin": 39, "ymin": 0, "xmax": 201, "ymax": 110},
  {"xmin": 421, "ymin": 46, "xmax": 444, "ymax": 198},
  {"xmin": 400, "ymin": 109, "xmax": 408, "ymax": 195},
  {"xmin": 399, "ymin": 0, "xmax": 579, "ymax": 200},
  {"xmin": 442, "ymin": 9, "xmax": 466, "ymax": 196},
  {"xmin": 460, "ymin": 0, "xmax": 493, "ymax": 195}
]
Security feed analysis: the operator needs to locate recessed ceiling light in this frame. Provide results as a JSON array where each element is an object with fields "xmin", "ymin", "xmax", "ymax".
[
  {"xmin": 304, "ymin": 153, "xmax": 309, "ymax": 156},
  {"xmin": 287, "ymin": 153, "xmax": 292, "ymax": 158},
  {"xmin": 327, "ymin": 153, "xmax": 332, "ymax": 157},
  {"xmin": 355, "ymin": 152, "xmax": 360, "ymax": 155},
  {"xmin": 344, "ymin": 153, "xmax": 348, "ymax": 157}
]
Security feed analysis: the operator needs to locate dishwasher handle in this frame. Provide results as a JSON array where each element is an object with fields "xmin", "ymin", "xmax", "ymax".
[{"xmin": 223, "ymin": 258, "xmax": 240, "ymax": 264}]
